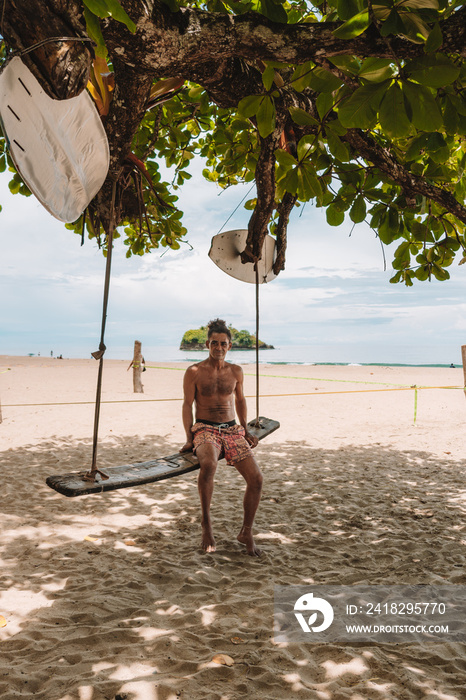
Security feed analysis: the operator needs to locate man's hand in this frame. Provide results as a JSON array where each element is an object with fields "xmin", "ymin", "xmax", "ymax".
[
  {"xmin": 180, "ymin": 440, "xmax": 194, "ymax": 454},
  {"xmin": 245, "ymin": 431, "xmax": 259, "ymax": 448}
]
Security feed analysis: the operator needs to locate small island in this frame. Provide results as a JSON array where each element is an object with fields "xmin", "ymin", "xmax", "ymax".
[{"xmin": 180, "ymin": 325, "xmax": 274, "ymax": 350}]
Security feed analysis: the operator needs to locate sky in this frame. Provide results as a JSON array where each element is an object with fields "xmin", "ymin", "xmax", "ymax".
[{"xmin": 1, "ymin": 160, "xmax": 466, "ymax": 365}]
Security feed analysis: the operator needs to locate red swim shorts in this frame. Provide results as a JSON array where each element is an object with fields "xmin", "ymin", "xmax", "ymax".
[{"xmin": 192, "ymin": 422, "xmax": 253, "ymax": 466}]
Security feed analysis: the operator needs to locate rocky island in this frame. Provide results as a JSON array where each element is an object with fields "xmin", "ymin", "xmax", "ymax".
[{"xmin": 180, "ymin": 325, "xmax": 274, "ymax": 350}]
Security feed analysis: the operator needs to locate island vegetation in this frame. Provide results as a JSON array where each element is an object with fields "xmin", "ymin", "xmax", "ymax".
[{"xmin": 180, "ymin": 326, "xmax": 274, "ymax": 351}]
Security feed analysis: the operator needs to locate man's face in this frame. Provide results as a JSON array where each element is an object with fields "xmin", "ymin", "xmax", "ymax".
[{"xmin": 206, "ymin": 332, "xmax": 232, "ymax": 360}]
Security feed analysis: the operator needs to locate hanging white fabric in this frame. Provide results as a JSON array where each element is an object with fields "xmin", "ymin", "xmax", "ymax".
[
  {"xmin": 208, "ymin": 229, "xmax": 276, "ymax": 284},
  {"xmin": 0, "ymin": 56, "xmax": 109, "ymax": 223}
]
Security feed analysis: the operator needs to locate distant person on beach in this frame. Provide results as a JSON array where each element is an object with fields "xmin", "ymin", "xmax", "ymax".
[{"xmin": 180, "ymin": 318, "xmax": 263, "ymax": 556}]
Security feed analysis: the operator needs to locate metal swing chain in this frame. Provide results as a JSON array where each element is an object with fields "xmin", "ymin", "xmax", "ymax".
[{"xmin": 85, "ymin": 180, "xmax": 117, "ymax": 482}]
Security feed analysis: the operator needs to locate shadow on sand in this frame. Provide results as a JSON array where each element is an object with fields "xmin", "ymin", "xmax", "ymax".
[{"xmin": 1, "ymin": 435, "xmax": 465, "ymax": 699}]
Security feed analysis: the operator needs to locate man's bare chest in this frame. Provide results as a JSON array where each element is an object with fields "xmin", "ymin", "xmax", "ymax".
[{"xmin": 196, "ymin": 371, "xmax": 236, "ymax": 398}]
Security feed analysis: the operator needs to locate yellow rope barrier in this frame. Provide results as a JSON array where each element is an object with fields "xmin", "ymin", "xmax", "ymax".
[{"xmin": 2, "ymin": 384, "xmax": 463, "ymax": 408}]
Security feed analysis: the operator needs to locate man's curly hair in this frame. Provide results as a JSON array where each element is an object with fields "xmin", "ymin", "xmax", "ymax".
[{"xmin": 207, "ymin": 318, "xmax": 231, "ymax": 340}]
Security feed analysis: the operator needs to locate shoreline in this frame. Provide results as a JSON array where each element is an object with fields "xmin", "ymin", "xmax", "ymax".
[{"xmin": 1, "ymin": 353, "xmax": 463, "ymax": 370}]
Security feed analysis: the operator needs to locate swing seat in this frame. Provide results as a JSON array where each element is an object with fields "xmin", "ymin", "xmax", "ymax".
[{"xmin": 45, "ymin": 417, "xmax": 279, "ymax": 497}]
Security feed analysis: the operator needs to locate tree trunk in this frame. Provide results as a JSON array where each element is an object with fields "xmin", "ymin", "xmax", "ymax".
[
  {"xmin": 2, "ymin": 0, "xmax": 92, "ymax": 100},
  {"xmin": 132, "ymin": 340, "xmax": 144, "ymax": 394}
]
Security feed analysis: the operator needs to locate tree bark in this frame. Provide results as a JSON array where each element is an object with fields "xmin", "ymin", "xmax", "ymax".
[{"xmin": 2, "ymin": 0, "xmax": 92, "ymax": 99}]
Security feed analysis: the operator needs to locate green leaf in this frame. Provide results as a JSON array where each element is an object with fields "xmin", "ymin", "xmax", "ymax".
[
  {"xmin": 401, "ymin": 0, "xmax": 439, "ymax": 8},
  {"xmin": 336, "ymin": 0, "xmax": 365, "ymax": 21},
  {"xmin": 316, "ymin": 92, "xmax": 334, "ymax": 120},
  {"xmin": 238, "ymin": 95, "xmax": 262, "ymax": 118},
  {"xmin": 253, "ymin": 0, "xmax": 288, "ymax": 23},
  {"xmin": 291, "ymin": 62, "xmax": 314, "ymax": 92},
  {"xmin": 329, "ymin": 55, "xmax": 361, "ymax": 76},
  {"xmin": 103, "ymin": 0, "xmax": 137, "ymax": 32},
  {"xmin": 424, "ymin": 21, "xmax": 443, "ymax": 53},
  {"xmin": 297, "ymin": 135, "xmax": 315, "ymax": 161},
  {"xmin": 432, "ymin": 263, "xmax": 450, "ymax": 281},
  {"xmin": 405, "ymin": 54, "xmax": 460, "ymax": 88},
  {"xmin": 262, "ymin": 64, "xmax": 276, "ymax": 91},
  {"xmin": 350, "ymin": 195, "xmax": 367, "ymax": 223},
  {"xmin": 400, "ymin": 12, "xmax": 430, "ymax": 43},
  {"xmin": 282, "ymin": 167, "xmax": 299, "ymax": 195},
  {"xmin": 333, "ymin": 10, "xmax": 370, "ymax": 39},
  {"xmin": 275, "ymin": 149, "xmax": 298, "ymax": 173},
  {"xmin": 326, "ymin": 204, "xmax": 345, "ymax": 226},
  {"xmin": 379, "ymin": 83, "xmax": 412, "ymax": 138},
  {"xmin": 338, "ymin": 81, "xmax": 389, "ymax": 128},
  {"xmin": 288, "ymin": 106, "xmax": 320, "ymax": 127},
  {"xmin": 83, "ymin": 0, "xmax": 110, "ymax": 18},
  {"xmin": 358, "ymin": 58, "xmax": 396, "ymax": 83},
  {"xmin": 442, "ymin": 95, "xmax": 458, "ymax": 134},
  {"xmin": 256, "ymin": 96, "xmax": 276, "ymax": 137},
  {"xmin": 308, "ymin": 67, "xmax": 343, "ymax": 93},
  {"xmin": 326, "ymin": 130, "xmax": 350, "ymax": 162},
  {"xmin": 83, "ymin": 7, "xmax": 107, "ymax": 57},
  {"xmin": 402, "ymin": 81, "xmax": 442, "ymax": 131},
  {"xmin": 379, "ymin": 8, "xmax": 406, "ymax": 37},
  {"xmin": 297, "ymin": 163, "xmax": 322, "ymax": 201}
]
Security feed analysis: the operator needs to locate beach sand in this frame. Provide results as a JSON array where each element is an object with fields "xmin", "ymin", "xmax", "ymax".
[{"xmin": 1, "ymin": 355, "xmax": 465, "ymax": 699}]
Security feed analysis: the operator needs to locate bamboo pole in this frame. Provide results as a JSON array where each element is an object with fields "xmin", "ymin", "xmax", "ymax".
[{"xmin": 128, "ymin": 340, "xmax": 144, "ymax": 393}]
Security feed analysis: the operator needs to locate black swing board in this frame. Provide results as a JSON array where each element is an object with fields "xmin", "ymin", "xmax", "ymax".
[{"xmin": 46, "ymin": 417, "xmax": 279, "ymax": 497}]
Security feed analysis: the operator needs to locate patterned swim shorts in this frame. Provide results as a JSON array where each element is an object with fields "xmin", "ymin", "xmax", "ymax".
[{"xmin": 192, "ymin": 422, "xmax": 253, "ymax": 466}]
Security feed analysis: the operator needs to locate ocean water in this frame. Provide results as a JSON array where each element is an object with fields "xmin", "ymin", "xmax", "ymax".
[
  {"xmin": 18, "ymin": 343, "xmax": 461, "ymax": 368},
  {"xmin": 124, "ymin": 344, "xmax": 459, "ymax": 369}
]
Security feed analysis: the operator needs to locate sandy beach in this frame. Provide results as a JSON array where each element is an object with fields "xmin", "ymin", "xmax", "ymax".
[{"xmin": 1, "ymin": 355, "xmax": 465, "ymax": 699}]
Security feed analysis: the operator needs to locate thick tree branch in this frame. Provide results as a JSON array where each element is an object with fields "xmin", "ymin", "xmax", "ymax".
[
  {"xmin": 241, "ymin": 115, "xmax": 287, "ymax": 264},
  {"xmin": 343, "ymin": 130, "xmax": 466, "ymax": 225},
  {"xmin": 115, "ymin": 2, "xmax": 466, "ymax": 76},
  {"xmin": 273, "ymin": 192, "xmax": 298, "ymax": 275}
]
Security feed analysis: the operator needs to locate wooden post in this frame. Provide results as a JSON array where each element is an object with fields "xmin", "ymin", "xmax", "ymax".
[
  {"xmin": 130, "ymin": 340, "xmax": 144, "ymax": 394},
  {"xmin": 462, "ymin": 346, "xmax": 466, "ymax": 391}
]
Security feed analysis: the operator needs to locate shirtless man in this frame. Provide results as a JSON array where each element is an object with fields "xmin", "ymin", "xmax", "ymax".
[{"xmin": 180, "ymin": 318, "xmax": 263, "ymax": 556}]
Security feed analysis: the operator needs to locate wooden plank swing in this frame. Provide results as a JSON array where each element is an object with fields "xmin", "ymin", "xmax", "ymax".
[
  {"xmin": 45, "ymin": 229, "xmax": 280, "ymax": 497},
  {"xmin": 46, "ymin": 417, "xmax": 280, "ymax": 497}
]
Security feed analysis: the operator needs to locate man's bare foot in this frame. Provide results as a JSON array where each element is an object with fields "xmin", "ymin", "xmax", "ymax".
[
  {"xmin": 237, "ymin": 525, "xmax": 262, "ymax": 557},
  {"xmin": 201, "ymin": 523, "xmax": 216, "ymax": 553}
]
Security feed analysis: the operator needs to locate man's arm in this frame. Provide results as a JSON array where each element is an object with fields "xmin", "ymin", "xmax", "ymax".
[
  {"xmin": 180, "ymin": 366, "xmax": 196, "ymax": 453},
  {"xmin": 234, "ymin": 366, "xmax": 258, "ymax": 448}
]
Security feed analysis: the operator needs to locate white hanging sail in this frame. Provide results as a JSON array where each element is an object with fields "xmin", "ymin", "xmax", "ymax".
[
  {"xmin": 0, "ymin": 56, "xmax": 109, "ymax": 223},
  {"xmin": 209, "ymin": 229, "xmax": 277, "ymax": 284}
]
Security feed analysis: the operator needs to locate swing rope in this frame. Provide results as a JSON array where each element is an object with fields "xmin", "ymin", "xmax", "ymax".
[
  {"xmin": 84, "ymin": 180, "xmax": 117, "ymax": 482},
  {"xmin": 254, "ymin": 262, "xmax": 261, "ymax": 427}
]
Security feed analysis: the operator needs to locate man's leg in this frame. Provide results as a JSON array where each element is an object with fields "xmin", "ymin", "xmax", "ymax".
[
  {"xmin": 195, "ymin": 443, "xmax": 220, "ymax": 552},
  {"xmin": 233, "ymin": 455, "xmax": 263, "ymax": 557}
]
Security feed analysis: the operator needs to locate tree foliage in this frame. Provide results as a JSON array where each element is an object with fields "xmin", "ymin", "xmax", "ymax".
[
  {"xmin": 1, "ymin": 0, "xmax": 466, "ymax": 284},
  {"xmin": 180, "ymin": 324, "xmax": 272, "ymax": 348}
]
